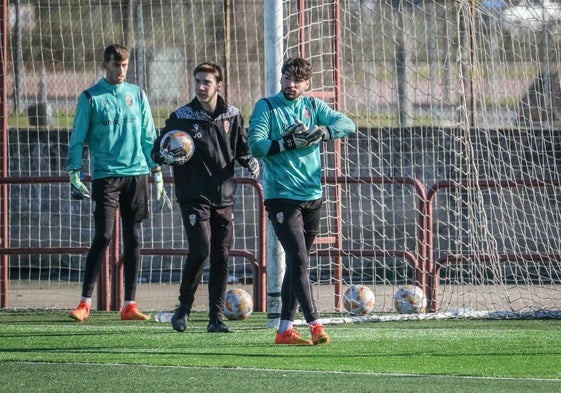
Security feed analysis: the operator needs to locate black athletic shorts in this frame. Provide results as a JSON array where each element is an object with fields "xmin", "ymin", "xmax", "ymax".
[{"xmin": 91, "ymin": 175, "xmax": 149, "ymax": 222}]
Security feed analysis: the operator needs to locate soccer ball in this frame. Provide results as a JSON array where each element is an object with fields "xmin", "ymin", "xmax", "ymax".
[
  {"xmin": 159, "ymin": 129, "xmax": 195, "ymax": 165},
  {"xmin": 393, "ymin": 285, "xmax": 427, "ymax": 314},
  {"xmin": 343, "ymin": 284, "xmax": 375, "ymax": 315},
  {"xmin": 224, "ymin": 288, "xmax": 253, "ymax": 320}
]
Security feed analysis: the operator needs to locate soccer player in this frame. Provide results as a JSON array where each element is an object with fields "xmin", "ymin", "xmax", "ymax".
[
  {"xmin": 67, "ymin": 44, "xmax": 166, "ymax": 322},
  {"xmin": 248, "ymin": 57, "xmax": 355, "ymax": 345},
  {"xmin": 152, "ymin": 62, "xmax": 259, "ymax": 333}
]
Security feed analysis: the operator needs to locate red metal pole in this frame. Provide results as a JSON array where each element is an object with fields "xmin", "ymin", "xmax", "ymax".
[
  {"xmin": 333, "ymin": 0, "xmax": 341, "ymax": 112},
  {"xmin": 298, "ymin": 0, "xmax": 306, "ymax": 58},
  {"xmin": 0, "ymin": 0, "xmax": 9, "ymax": 308}
]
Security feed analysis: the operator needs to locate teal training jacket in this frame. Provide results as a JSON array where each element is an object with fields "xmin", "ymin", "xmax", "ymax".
[
  {"xmin": 67, "ymin": 78, "xmax": 158, "ymax": 179},
  {"xmin": 248, "ymin": 92, "xmax": 355, "ymax": 201}
]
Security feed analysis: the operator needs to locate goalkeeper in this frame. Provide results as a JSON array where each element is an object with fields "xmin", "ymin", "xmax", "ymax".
[
  {"xmin": 248, "ymin": 57, "xmax": 355, "ymax": 345},
  {"xmin": 151, "ymin": 62, "xmax": 259, "ymax": 334},
  {"xmin": 67, "ymin": 44, "xmax": 166, "ymax": 322}
]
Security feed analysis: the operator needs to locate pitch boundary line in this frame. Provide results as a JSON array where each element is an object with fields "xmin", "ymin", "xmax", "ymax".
[{"xmin": 4, "ymin": 361, "xmax": 560, "ymax": 382}]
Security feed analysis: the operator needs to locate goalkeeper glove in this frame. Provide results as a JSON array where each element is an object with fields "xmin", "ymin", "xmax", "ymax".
[
  {"xmin": 284, "ymin": 121, "xmax": 332, "ymax": 141},
  {"xmin": 238, "ymin": 155, "xmax": 260, "ymax": 178},
  {"xmin": 69, "ymin": 170, "xmax": 90, "ymax": 200},
  {"xmin": 152, "ymin": 167, "xmax": 172, "ymax": 210},
  {"xmin": 280, "ymin": 123, "xmax": 324, "ymax": 151},
  {"xmin": 159, "ymin": 148, "xmax": 190, "ymax": 166},
  {"xmin": 286, "ymin": 127, "xmax": 323, "ymax": 149},
  {"xmin": 307, "ymin": 125, "xmax": 333, "ymax": 142},
  {"xmin": 320, "ymin": 126, "xmax": 333, "ymax": 141},
  {"xmin": 283, "ymin": 120, "xmax": 307, "ymax": 136}
]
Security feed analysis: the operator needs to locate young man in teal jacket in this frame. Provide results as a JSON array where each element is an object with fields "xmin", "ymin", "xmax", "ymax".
[
  {"xmin": 248, "ymin": 57, "xmax": 355, "ymax": 345},
  {"xmin": 67, "ymin": 44, "xmax": 165, "ymax": 322}
]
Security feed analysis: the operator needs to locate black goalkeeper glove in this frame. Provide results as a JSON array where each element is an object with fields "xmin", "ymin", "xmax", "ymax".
[
  {"xmin": 280, "ymin": 122, "xmax": 324, "ymax": 151},
  {"xmin": 283, "ymin": 121, "xmax": 307, "ymax": 136},
  {"xmin": 268, "ymin": 122, "xmax": 328, "ymax": 155}
]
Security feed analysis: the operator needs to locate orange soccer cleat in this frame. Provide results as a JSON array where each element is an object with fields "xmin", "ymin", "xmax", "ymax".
[
  {"xmin": 275, "ymin": 328, "xmax": 313, "ymax": 345},
  {"xmin": 120, "ymin": 303, "xmax": 149, "ymax": 320},
  {"xmin": 310, "ymin": 324, "xmax": 330, "ymax": 345},
  {"xmin": 69, "ymin": 300, "xmax": 91, "ymax": 322}
]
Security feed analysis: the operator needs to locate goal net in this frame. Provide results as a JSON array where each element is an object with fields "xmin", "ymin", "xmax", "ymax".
[{"xmin": 2, "ymin": 0, "xmax": 561, "ymax": 319}]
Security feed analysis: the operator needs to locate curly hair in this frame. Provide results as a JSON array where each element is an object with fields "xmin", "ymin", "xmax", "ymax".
[{"xmin": 281, "ymin": 57, "xmax": 312, "ymax": 81}]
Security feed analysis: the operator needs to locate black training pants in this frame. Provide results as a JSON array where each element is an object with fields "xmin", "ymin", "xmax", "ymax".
[
  {"xmin": 178, "ymin": 202, "xmax": 234, "ymax": 322},
  {"xmin": 81, "ymin": 175, "xmax": 149, "ymax": 301},
  {"xmin": 265, "ymin": 198, "xmax": 322, "ymax": 323}
]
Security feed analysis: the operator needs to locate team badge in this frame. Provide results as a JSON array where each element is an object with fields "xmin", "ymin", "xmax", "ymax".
[
  {"xmin": 189, "ymin": 214, "xmax": 197, "ymax": 226},
  {"xmin": 223, "ymin": 120, "xmax": 230, "ymax": 134},
  {"xmin": 125, "ymin": 94, "xmax": 133, "ymax": 107},
  {"xmin": 303, "ymin": 107, "xmax": 311, "ymax": 120},
  {"xmin": 276, "ymin": 212, "xmax": 284, "ymax": 224}
]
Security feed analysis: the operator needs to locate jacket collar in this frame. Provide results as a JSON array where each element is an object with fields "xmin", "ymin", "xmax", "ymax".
[{"xmin": 189, "ymin": 95, "xmax": 227, "ymax": 118}]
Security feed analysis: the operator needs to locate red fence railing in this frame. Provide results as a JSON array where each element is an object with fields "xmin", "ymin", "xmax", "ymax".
[
  {"xmin": 0, "ymin": 176, "xmax": 267, "ymax": 311},
  {"xmin": 2, "ymin": 175, "xmax": 559, "ymax": 313}
]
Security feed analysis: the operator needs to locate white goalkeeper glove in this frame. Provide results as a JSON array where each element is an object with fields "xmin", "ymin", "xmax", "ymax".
[
  {"xmin": 69, "ymin": 170, "xmax": 90, "ymax": 200},
  {"xmin": 247, "ymin": 157, "xmax": 260, "ymax": 178},
  {"xmin": 152, "ymin": 167, "xmax": 172, "ymax": 210},
  {"xmin": 238, "ymin": 155, "xmax": 260, "ymax": 178}
]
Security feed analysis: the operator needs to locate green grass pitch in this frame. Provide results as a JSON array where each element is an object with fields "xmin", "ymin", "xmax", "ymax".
[{"xmin": 0, "ymin": 310, "xmax": 560, "ymax": 392}]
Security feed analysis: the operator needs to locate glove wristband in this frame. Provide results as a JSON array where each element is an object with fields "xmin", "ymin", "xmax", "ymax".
[
  {"xmin": 281, "ymin": 135, "xmax": 295, "ymax": 150},
  {"xmin": 324, "ymin": 127, "xmax": 333, "ymax": 141},
  {"xmin": 69, "ymin": 169, "xmax": 80, "ymax": 180}
]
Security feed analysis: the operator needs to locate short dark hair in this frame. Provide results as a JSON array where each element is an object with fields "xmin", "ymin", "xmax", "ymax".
[
  {"xmin": 104, "ymin": 44, "xmax": 130, "ymax": 63},
  {"xmin": 281, "ymin": 57, "xmax": 312, "ymax": 80},
  {"xmin": 193, "ymin": 62, "xmax": 223, "ymax": 83}
]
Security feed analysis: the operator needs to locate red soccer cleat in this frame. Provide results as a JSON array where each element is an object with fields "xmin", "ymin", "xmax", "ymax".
[
  {"xmin": 120, "ymin": 303, "xmax": 149, "ymax": 320},
  {"xmin": 275, "ymin": 328, "xmax": 313, "ymax": 345},
  {"xmin": 311, "ymin": 324, "xmax": 330, "ymax": 345},
  {"xmin": 69, "ymin": 300, "xmax": 90, "ymax": 322}
]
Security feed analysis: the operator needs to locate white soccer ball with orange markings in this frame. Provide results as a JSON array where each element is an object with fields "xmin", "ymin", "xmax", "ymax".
[
  {"xmin": 343, "ymin": 284, "xmax": 375, "ymax": 315},
  {"xmin": 393, "ymin": 285, "xmax": 427, "ymax": 314},
  {"xmin": 224, "ymin": 288, "xmax": 253, "ymax": 321}
]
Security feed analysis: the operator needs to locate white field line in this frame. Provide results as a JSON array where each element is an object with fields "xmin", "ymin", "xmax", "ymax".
[{"xmin": 5, "ymin": 361, "xmax": 561, "ymax": 382}]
